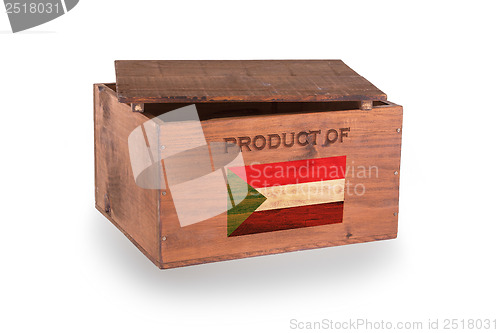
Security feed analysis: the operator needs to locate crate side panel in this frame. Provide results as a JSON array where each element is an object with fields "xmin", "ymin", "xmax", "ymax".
[{"xmin": 94, "ymin": 84, "xmax": 160, "ymax": 264}]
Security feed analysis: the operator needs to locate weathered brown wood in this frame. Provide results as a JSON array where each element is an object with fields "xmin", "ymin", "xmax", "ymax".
[
  {"xmin": 94, "ymin": 84, "xmax": 161, "ymax": 264},
  {"xmin": 157, "ymin": 103, "xmax": 402, "ymax": 267},
  {"xmin": 95, "ymin": 60, "xmax": 401, "ymax": 269},
  {"xmin": 115, "ymin": 60, "xmax": 387, "ymax": 104}
]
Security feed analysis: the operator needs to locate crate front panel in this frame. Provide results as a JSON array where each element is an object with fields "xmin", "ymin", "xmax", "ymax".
[{"xmin": 158, "ymin": 104, "xmax": 402, "ymax": 267}]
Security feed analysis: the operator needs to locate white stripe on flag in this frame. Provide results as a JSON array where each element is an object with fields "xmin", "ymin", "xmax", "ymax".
[{"xmin": 255, "ymin": 178, "xmax": 345, "ymax": 212}]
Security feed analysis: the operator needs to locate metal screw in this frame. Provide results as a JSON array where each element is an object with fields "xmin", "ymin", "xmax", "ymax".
[
  {"xmin": 394, "ymin": 171, "xmax": 399, "ymax": 175},
  {"xmin": 160, "ymin": 145, "xmax": 166, "ymax": 150},
  {"xmin": 162, "ymin": 191, "xmax": 167, "ymax": 196},
  {"xmin": 396, "ymin": 128, "xmax": 401, "ymax": 133},
  {"xmin": 161, "ymin": 236, "xmax": 167, "ymax": 241},
  {"xmin": 393, "ymin": 212, "xmax": 398, "ymax": 216}
]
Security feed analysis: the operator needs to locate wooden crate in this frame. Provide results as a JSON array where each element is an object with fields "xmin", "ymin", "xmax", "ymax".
[{"xmin": 94, "ymin": 60, "xmax": 403, "ymax": 269}]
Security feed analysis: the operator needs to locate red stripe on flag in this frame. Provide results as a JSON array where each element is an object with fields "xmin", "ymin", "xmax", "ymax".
[
  {"xmin": 229, "ymin": 156, "xmax": 346, "ymax": 188},
  {"xmin": 229, "ymin": 201, "xmax": 344, "ymax": 237}
]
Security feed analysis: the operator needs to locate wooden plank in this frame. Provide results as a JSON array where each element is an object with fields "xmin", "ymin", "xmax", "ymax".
[
  {"xmin": 158, "ymin": 233, "xmax": 396, "ymax": 268},
  {"xmin": 158, "ymin": 102, "xmax": 403, "ymax": 267},
  {"xmin": 115, "ymin": 60, "xmax": 387, "ymax": 104},
  {"xmin": 94, "ymin": 84, "xmax": 161, "ymax": 265}
]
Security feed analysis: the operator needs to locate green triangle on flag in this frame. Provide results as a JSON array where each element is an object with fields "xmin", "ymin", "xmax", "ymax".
[{"xmin": 226, "ymin": 169, "xmax": 267, "ymax": 236}]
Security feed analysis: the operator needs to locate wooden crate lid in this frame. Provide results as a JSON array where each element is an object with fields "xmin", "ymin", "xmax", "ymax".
[{"xmin": 115, "ymin": 60, "xmax": 386, "ymax": 104}]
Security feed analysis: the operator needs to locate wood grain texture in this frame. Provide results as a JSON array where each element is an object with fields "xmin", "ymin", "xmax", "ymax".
[
  {"xmin": 94, "ymin": 65, "xmax": 402, "ymax": 269},
  {"xmin": 158, "ymin": 233, "xmax": 396, "ymax": 269},
  {"xmin": 115, "ymin": 60, "xmax": 387, "ymax": 104},
  {"xmin": 94, "ymin": 84, "xmax": 161, "ymax": 264},
  {"xmin": 158, "ymin": 102, "xmax": 403, "ymax": 268}
]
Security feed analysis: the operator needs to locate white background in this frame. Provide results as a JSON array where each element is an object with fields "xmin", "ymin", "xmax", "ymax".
[{"xmin": 1, "ymin": 1, "xmax": 499, "ymax": 332}]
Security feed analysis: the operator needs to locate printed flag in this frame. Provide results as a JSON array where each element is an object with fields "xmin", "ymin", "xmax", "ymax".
[{"xmin": 227, "ymin": 156, "xmax": 346, "ymax": 237}]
